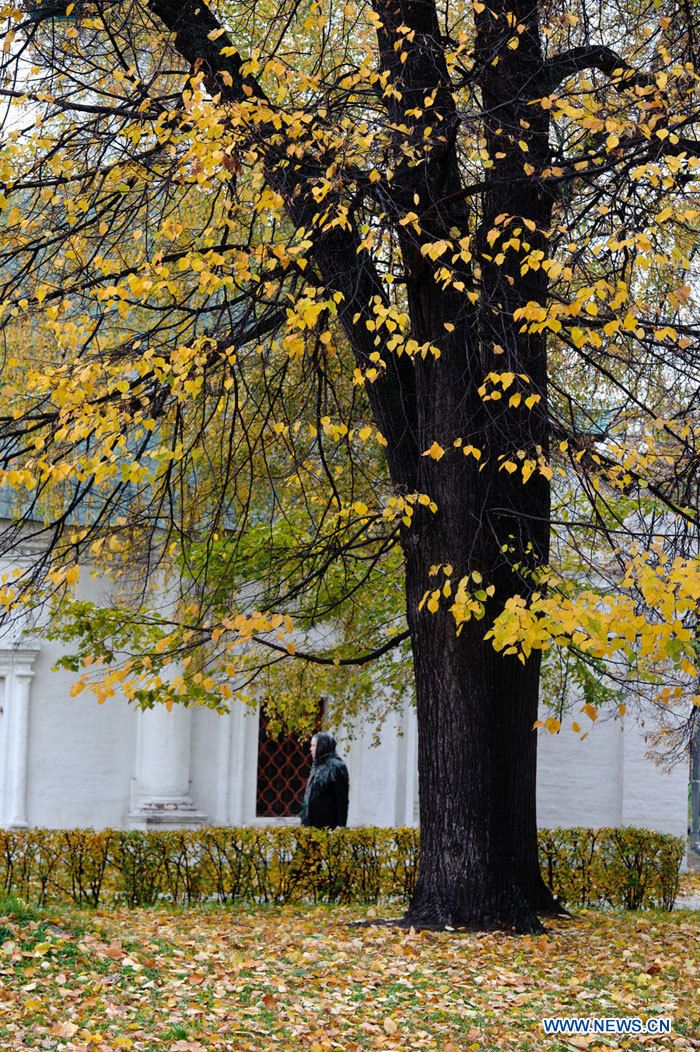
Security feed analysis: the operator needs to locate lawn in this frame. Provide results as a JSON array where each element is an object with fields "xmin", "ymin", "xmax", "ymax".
[{"xmin": 0, "ymin": 892, "xmax": 698, "ymax": 1051}]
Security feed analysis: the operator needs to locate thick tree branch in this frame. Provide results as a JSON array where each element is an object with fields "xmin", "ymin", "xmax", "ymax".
[
  {"xmin": 664, "ymin": 135, "xmax": 700, "ymax": 158},
  {"xmin": 370, "ymin": 0, "xmax": 468, "ymax": 230},
  {"xmin": 147, "ymin": 0, "xmax": 267, "ymax": 102},
  {"xmin": 539, "ymin": 45, "xmax": 652, "ymax": 95}
]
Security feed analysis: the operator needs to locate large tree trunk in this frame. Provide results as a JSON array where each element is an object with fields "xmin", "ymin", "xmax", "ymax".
[
  {"xmin": 387, "ymin": 0, "xmax": 557, "ymax": 928},
  {"xmin": 391, "ymin": 267, "xmax": 545, "ymax": 929},
  {"xmin": 402, "ymin": 522, "xmax": 543, "ymax": 933},
  {"xmin": 399, "ymin": 464, "xmax": 554, "ymax": 929}
]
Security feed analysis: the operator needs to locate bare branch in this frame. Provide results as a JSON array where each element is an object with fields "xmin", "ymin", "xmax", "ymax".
[{"xmin": 252, "ymin": 629, "xmax": 410, "ymax": 667}]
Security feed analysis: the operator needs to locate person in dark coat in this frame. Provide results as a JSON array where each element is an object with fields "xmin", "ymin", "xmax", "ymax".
[{"xmin": 300, "ymin": 732, "xmax": 349, "ymax": 828}]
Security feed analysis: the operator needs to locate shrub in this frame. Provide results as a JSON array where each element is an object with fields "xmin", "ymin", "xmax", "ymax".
[
  {"xmin": 0, "ymin": 826, "xmax": 684, "ymax": 911},
  {"xmin": 537, "ymin": 827, "xmax": 684, "ymax": 910}
]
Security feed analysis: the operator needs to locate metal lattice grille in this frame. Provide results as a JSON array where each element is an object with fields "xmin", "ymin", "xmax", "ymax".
[{"xmin": 255, "ymin": 713, "xmax": 313, "ymax": 818}]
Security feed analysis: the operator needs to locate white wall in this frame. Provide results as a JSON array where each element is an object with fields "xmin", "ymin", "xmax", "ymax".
[
  {"xmin": 536, "ymin": 714, "xmax": 688, "ymax": 838},
  {"xmin": 25, "ymin": 642, "xmax": 135, "ymax": 828},
  {"xmin": 620, "ymin": 720, "xmax": 688, "ymax": 835},
  {"xmin": 337, "ymin": 705, "xmax": 417, "ymax": 827}
]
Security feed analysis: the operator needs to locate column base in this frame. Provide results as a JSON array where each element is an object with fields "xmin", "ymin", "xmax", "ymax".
[{"xmin": 127, "ymin": 802, "xmax": 208, "ymax": 830}]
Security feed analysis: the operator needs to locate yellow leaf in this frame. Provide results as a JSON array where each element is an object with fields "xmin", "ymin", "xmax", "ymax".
[
  {"xmin": 422, "ymin": 441, "xmax": 445, "ymax": 461},
  {"xmin": 65, "ymin": 565, "xmax": 80, "ymax": 586},
  {"xmin": 463, "ymin": 445, "xmax": 482, "ymax": 460},
  {"xmin": 426, "ymin": 590, "xmax": 440, "ymax": 614}
]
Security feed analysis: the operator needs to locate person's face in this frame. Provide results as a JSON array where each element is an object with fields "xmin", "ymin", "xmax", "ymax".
[{"xmin": 310, "ymin": 736, "xmax": 317, "ymax": 760}]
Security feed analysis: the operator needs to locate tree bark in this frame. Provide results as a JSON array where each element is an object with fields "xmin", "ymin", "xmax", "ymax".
[
  {"xmin": 492, "ymin": 651, "xmax": 564, "ymax": 915},
  {"xmin": 401, "ymin": 479, "xmax": 543, "ymax": 933}
]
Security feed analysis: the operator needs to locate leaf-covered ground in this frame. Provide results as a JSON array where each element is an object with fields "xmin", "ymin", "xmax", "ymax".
[{"xmin": 0, "ymin": 893, "xmax": 698, "ymax": 1052}]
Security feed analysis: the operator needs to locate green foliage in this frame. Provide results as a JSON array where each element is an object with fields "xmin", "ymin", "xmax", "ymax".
[{"xmin": 0, "ymin": 826, "xmax": 683, "ymax": 912}]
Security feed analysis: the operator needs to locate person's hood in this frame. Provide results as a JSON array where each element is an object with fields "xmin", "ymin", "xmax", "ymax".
[{"xmin": 313, "ymin": 732, "xmax": 337, "ymax": 763}]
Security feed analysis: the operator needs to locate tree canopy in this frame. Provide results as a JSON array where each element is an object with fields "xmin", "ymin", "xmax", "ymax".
[{"xmin": 0, "ymin": 0, "xmax": 698, "ymax": 929}]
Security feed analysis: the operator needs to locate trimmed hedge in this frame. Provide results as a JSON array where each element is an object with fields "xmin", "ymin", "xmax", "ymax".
[
  {"xmin": 0, "ymin": 826, "xmax": 684, "ymax": 911},
  {"xmin": 539, "ymin": 826, "xmax": 683, "ymax": 911}
]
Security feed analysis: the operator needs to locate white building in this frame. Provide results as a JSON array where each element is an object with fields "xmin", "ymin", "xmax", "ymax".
[{"xmin": 0, "ymin": 623, "xmax": 691, "ymax": 846}]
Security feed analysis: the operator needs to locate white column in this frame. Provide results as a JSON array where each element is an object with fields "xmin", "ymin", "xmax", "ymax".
[
  {"xmin": 0, "ymin": 648, "xmax": 41, "ymax": 830},
  {"xmin": 128, "ymin": 704, "xmax": 207, "ymax": 828},
  {"xmin": 226, "ymin": 702, "xmax": 248, "ymax": 824},
  {"xmin": 239, "ymin": 705, "xmax": 261, "ymax": 823},
  {"xmin": 403, "ymin": 704, "xmax": 419, "ymax": 827},
  {"xmin": 6, "ymin": 670, "xmax": 33, "ymax": 828},
  {"xmin": 214, "ymin": 710, "xmax": 233, "ymax": 825},
  {"xmin": 385, "ymin": 710, "xmax": 402, "ymax": 827}
]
